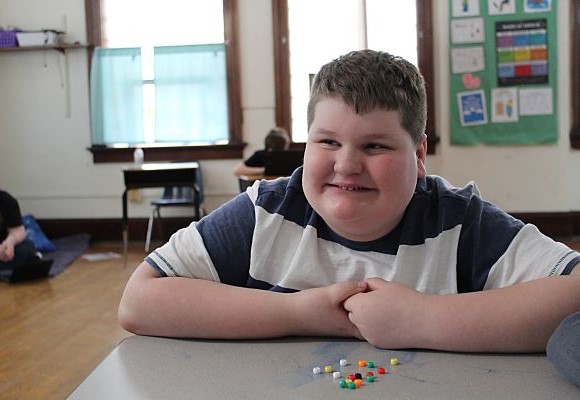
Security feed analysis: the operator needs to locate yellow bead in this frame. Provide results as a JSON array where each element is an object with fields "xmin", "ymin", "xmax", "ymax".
[
  {"xmin": 390, "ymin": 357, "xmax": 400, "ymax": 365},
  {"xmin": 324, "ymin": 365, "xmax": 333, "ymax": 373}
]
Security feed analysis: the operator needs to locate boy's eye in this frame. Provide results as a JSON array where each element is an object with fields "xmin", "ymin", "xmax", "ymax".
[
  {"xmin": 365, "ymin": 143, "xmax": 389, "ymax": 151},
  {"xmin": 319, "ymin": 138, "xmax": 339, "ymax": 146}
]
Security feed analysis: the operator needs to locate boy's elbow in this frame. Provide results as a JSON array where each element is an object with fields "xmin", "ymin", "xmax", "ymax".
[
  {"xmin": 118, "ymin": 296, "xmax": 147, "ymax": 335},
  {"xmin": 118, "ymin": 299, "xmax": 136, "ymax": 333}
]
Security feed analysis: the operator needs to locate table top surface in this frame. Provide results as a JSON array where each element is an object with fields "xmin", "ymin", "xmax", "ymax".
[
  {"xmin": 67, "ymin": 335, "xmax": 578, "ymax": 400},
  {"xmin": 123, "ymin": 162, "xmax": 199, "ymax": 172}
]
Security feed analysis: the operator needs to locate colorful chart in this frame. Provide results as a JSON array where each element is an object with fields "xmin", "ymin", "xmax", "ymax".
[{"xmin": 496, "ymin": 19, "xmax": 548, "ymax": 86}]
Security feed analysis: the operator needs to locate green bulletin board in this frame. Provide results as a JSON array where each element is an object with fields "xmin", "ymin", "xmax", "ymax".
[{"xmin": 449, "ymin": 0, "xmax": 557, "ymax": 145}]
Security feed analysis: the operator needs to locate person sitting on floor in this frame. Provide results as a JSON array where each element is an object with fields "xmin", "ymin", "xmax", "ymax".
[{"xmin": 0, "ymin": 189, "xmax": 41, "ymax": 274}]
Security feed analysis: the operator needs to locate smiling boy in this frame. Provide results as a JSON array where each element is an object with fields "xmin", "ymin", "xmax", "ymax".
[{"xmin": 119, "ymin": 50, "xmax": 580, "ymax": 352}]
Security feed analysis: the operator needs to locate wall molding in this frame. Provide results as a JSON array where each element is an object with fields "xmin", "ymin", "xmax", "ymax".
[{"xmin": 37, "ymin": 212, "xmax": 580, "ymax": 244}]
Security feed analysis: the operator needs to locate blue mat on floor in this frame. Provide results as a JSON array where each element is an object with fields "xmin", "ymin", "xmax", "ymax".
[{"xmin": 44, "ymin": 233, "xmax": 91, "ymax": 277}]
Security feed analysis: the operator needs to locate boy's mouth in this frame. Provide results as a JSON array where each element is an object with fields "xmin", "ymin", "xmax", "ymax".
[{"xmin": 331, "ymin": 184, "xmax": 369, "ymax": 191}]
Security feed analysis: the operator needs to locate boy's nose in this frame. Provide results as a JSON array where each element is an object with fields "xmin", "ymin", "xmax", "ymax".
[{"xmin": 334, "ymin": 150, "xmax": 363, "ymax": 175}]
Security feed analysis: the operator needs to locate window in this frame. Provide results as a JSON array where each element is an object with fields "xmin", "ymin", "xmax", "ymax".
[
  {"xmin": 272, "ymin": 0, "xmax": 438, "ymax": 153},
  {"xmin": 85, "ymin": 0, "xmax": 242, "ymax": 162}
]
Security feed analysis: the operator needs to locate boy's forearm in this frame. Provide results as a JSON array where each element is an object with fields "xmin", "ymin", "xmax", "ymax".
[
  {"xmin": 120, "ymin": 276, "xmax": 298, "ymax": 339},
  {"xmin": 417, "ymin": 275, "xmax": 580, "ymax": 352}
]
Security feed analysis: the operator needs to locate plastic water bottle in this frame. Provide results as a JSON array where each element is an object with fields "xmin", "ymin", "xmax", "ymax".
[{"xmin": 133, "ymin": 147, "xmax": 144, "ymax": 165}]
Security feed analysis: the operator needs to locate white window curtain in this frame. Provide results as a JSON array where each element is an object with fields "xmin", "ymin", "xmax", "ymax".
[
  {"xmin": 90, "ymin": 44, "xmax": 228, "ymax": 145},
  {"xmin": 154, "ymin": 44, "xmax": 228, "ymax": 143},
  {"xmin": 90, "ymin": 47, "xmax": 144, "ymax": 145}
]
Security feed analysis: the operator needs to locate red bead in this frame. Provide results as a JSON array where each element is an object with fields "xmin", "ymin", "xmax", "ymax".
[{"xmin": 377, "ymin": 367, "xmax": 387, "ymax": 374}]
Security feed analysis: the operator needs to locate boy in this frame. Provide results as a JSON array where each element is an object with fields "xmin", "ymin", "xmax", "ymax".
[{"xmin": 119, "ymin": 50, "xmax": 580, "ymax": 352}]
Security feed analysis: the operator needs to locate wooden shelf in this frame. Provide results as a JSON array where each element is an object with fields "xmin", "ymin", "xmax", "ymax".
[{"xmin": 0, "ymin": 43, "xmax": 89, "ymax": 53}]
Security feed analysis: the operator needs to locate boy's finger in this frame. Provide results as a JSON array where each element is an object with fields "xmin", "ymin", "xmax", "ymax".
[
  {"xmin": 332, "ymin": 281, "xmax": 367, "ymax": 302},
  {"xmin": 364, "ymin": 277, "xmax": 390, "ymax": 291}
]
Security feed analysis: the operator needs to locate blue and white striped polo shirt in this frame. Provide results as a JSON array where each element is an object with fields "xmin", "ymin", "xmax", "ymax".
[{"xmin": 146, "ymin": 168, "xmax": 579, "ymax": 294}]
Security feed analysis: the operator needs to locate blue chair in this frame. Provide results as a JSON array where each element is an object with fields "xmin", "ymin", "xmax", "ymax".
[{"xmin": 144, "ymin": 165, "xmax": 205, "ymax": 252}]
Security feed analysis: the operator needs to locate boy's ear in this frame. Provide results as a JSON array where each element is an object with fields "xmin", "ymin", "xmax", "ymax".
[{"xmin": 416, "ymin": 134, "xmax": 428, "ymax": 178}]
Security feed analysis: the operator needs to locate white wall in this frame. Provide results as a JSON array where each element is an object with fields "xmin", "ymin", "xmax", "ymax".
[{"xmin": 0, "ymin": 0, "xmax": 579, "ymax": 220}]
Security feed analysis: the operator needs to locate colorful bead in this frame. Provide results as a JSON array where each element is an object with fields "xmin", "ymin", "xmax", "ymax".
[
  {"xmin": 312, "ymin": 367, "xmax": 321, "ymax": 374},
  {"xmin": 367, "ymin": 361, "xmax": 375, "ymax": 368},
  {"xmin": 390, "ymin": 357, "xmax": 400, "ymax": 365},
  {"xmin": 354, "ymin": 379, "xmax": 363, "ymax": 387},
  {"xmin": 347, "ymin": 374, "xmax": 356, "ymax": 381},
  {"xmin": 332, "ymin": 371, "xmax": 341, "ymax": 379},
  {"xmin": 366, "ymin": 375, "xmax": 375, "ymax": 382},
  {"xmin": 377, "ymin": 367, "xmax": 387, "ymax": 374},
  {"xmin": 324, "ymin": 365, "xmax": 333, "ymax": 373},
  {"xmin": 358, "ymin": 360, "xmax": 367, "ymax": 367},
  {"xmin": 348, "ymin": 382, "xmax": 356, "ymax": 389},
  {"xmin": 339, "ymin": 358, "xmax": 348, "ymax": 366},
  {"xmin": 366, "ymin": 371, "xmax": 374, "ymax": 376},
  {"xmin": 339, "ymin": 379, "xmax": 347, "ymax": 388}
]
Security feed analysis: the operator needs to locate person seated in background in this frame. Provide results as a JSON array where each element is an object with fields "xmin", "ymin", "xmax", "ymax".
[
  {"xmin": 0, "ymin": 189, "xmax": 40, "ymax": 272},
  {"xmin": 233, "ymin": 127, "xmax": 290, "ymax": 177}
]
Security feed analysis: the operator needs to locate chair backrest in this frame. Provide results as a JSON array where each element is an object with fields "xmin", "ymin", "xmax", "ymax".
[
  {"xmin": 161, "ymin": 161, "xmax": 203, "ymax": 201},
  {"xmin": 263, "ymin": 149, "xmax": 304, "ymax": 176}
]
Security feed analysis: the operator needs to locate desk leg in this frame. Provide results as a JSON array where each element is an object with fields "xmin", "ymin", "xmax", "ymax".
[
  {"xmin": 193, "ymin": 183, "xmax": 201, "ymax": 220},
  {"xmin": 122, "ymin": 190, "xmax": 128, "ymax": 268}
]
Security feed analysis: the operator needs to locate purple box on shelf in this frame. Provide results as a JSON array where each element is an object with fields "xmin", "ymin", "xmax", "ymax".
[{"xmin": 0, "ymin": 30, "xmax": 18, "ymax": 48}]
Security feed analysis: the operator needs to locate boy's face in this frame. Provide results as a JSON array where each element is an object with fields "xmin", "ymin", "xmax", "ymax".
[{"xmin": 303, "ymin": 97, "xmax": 427, "ymax": 242}]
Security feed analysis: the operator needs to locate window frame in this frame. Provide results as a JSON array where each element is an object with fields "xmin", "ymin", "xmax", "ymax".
[
  {"xmin": 272, "ymin": 0, "xmax": 438, "ymax": 154},
  {"xmin": 84, "ymin": 0, "xmax": 243, "ymax": 163}
]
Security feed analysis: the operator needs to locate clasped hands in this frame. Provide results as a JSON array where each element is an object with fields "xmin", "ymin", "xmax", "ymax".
[{"xmin": 292, "ymin": 277, "xmax": 427, "ymax": 349}]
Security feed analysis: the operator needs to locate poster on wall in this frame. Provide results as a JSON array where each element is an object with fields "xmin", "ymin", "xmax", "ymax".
[
  {"xmin": 451, "ymin": 0, "xmax": 480, "ymax": 17},
  {"xmin": 525, "ymin": 0, "xmax": 550, "ymax": 13},
  {"xmin": 496, "ymin": 19, "xmax": 548, "ymax": 86},
  {"xmin": 491, "ymin": 88, "xmax": 518, "ymax": 123},
  {"xmin": 448, "ymin": 0, "xmax": 557, "ymax": 146},
  {"xmin": 457, "ymin": 90, "xmax": 487, "ymax": 126}
]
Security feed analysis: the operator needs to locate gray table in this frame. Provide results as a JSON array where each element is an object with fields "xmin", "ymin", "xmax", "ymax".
[{"xmin": 67, "ymin": 335, "xmax": 579, "ymax": 399}]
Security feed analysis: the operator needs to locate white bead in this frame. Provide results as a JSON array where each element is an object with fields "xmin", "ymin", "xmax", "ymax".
[
  {"xmin": 339, "ymin": 359, "xmax": 348, "ymax": 366},
  {"xmin": 312, "ymin": 367, "xmax": 321, "ymax": 374},
  {"xmin": 332, "ymin": 371, "xmax": 341, "ymax": 379}
]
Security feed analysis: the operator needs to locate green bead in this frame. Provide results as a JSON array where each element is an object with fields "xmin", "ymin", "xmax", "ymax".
[
  {"xmin": 339, "ymin": 380, "xmax": 347, "ymax": 388},
  {"xmin": 366, "ymin": 375, "xmax": 375, "ymax": 382},
  {"xmin": 367, "ymin": 361, "xmax": 375, "ymax": 368},
  {"xmin": 348, "ymin": 382, "xmax": 356, "ymax": 389}
]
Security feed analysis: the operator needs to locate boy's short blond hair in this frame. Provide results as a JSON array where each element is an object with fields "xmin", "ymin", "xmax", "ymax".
[{"xmin": 307, "ymin": 50, "xmax": 427, "ymax": 145}]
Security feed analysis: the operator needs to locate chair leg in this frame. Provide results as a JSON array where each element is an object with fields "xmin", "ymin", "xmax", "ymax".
[
  {"xmin": 145, "ymin": 206, "xmax": 156, "ymax": 252},
  {"xmin": 155, "ymin": 207, "xmax": 164, "ymax": 242}
]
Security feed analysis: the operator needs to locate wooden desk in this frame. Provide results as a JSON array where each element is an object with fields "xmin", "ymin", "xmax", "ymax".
[
  {"xmin": 67, "ymin": 335, "xmax": 578, "ymax": 399},
  {"xmin": 122, "ymin": 162, "xmax": 200, "ymax": 263}
]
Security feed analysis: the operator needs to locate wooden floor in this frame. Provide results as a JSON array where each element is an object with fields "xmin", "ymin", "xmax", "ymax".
[{"xmin": 0, "ymin": 241, "xmax": 152, "ymax": 400}]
